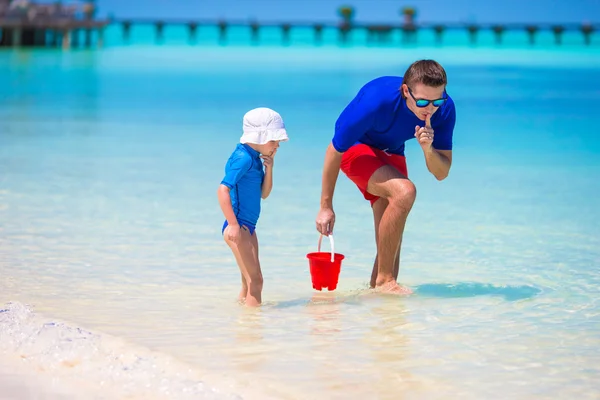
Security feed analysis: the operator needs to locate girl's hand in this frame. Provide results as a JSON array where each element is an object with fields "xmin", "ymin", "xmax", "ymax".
[
  {"xmin": 261, "ymin": 149, "xmax": 276, "ymax": 169},
  {"xmin": 225, "ymin": 223, "xmax": 241, "ymax": 244}
]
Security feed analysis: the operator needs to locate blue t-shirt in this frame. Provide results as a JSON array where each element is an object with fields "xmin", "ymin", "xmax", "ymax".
[
  {"xmin": 220, "ymin": 143, "xmax": 264, "ymax": 228},
  {"xmin": 332, "ymin": 76, "xmax": 456, "ymax": 156}
]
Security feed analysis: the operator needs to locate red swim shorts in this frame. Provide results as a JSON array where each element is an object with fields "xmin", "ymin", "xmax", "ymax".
[{"xmin": 340, "ymin": 143, "xmax": 408, "ymax": 206}]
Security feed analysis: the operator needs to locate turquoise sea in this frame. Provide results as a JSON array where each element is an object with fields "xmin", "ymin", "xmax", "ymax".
[{"xmin": 1, "ymin": 24, "xmax": 600, "ymax": 399}]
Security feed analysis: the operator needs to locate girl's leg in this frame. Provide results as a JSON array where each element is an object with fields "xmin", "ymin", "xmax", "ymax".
[
  {"xmin": 239, "ymin": 275, "xmax": 248, "ymax": 302},
  {"xmin": 224, "ymin": 227, "xmax": 263, "ymax": 307},
  {"xmin": 247, "ymin": 230, "xmax": 262, "ymax": 304}
]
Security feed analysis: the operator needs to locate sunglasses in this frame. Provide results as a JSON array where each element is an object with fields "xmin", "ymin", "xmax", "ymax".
[{"xmin": 407, "ymin": 87, "xmax": 447, "ymax": 108}]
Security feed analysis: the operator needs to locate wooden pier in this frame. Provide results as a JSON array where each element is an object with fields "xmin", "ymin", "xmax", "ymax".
[
  {"xmin": 112, "ymin": 18, "xmax": 599, "ymax": 47},
  {"xmin": 0, "ymin": 19, "xmax": 110, "ymax": 48},
  {"xmin": 0, "ymin": 14, "xmax": 597, "ymax": 48},
  {"xmin": 0, "ymin": 0, "xmax": 108, "ymax": 49}
]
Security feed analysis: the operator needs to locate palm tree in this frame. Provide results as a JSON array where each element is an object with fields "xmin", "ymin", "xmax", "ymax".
[
  {"xmin": 82, "ymin": 0, "xmax": 96, "ymax": 47},
  {"xmin": 82, "ymin": 0, "xmax": 95, "ymax": 20},
  {"xmin": 400, "ymin": 6, "xmax": 417, "ymax": 43},
  {"xmin": 337, "ymin": 5, "xmax": 354, "ymax": 43},
  {"xmin": 401, "ymin": 6, "xmax": 416, "ymax": 26},
  {"xmin": 337, "ymin": 5, "xmax": 355, "ymax": 24}
]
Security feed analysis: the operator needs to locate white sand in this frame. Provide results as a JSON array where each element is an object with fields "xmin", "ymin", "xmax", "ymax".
[{"xmin": 0, "ymin": 360, "xmax": 84, "ymax": 400}]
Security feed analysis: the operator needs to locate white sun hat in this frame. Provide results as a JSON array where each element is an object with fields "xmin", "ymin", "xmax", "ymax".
[{"xmin": 240, "ymin": 107, "xmax": 289, "ymax": 145}]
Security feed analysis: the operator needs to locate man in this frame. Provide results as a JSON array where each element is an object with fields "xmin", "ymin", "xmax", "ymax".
[{"xmin": 315, "ymin": 59, "xmax": 456, "ymax": 294}]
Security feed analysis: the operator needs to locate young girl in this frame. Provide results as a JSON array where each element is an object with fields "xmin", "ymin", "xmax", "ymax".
[{"xmin": 217, "ymin": 107, "xmax": 289, "ymax": 307}]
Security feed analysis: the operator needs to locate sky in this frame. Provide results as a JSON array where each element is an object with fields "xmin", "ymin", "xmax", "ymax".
[{"xmin": 88, "ymin": 0, "xmax": 598, "ymax": 25}]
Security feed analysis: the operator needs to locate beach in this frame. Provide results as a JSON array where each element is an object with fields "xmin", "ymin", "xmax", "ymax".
[{"xmin": 1, "ymin": 30, "xmax": 600, "ymax": 399}]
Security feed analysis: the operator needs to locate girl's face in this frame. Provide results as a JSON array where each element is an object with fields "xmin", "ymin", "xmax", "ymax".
[{"xmin": 262, "ymin": 140, "xmax": 280, "ymax": 156}]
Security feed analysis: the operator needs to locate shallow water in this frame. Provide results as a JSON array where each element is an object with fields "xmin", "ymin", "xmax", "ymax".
[{"xmin": 1, "ymin": 43, "xmax": 600, "ymax": 399}]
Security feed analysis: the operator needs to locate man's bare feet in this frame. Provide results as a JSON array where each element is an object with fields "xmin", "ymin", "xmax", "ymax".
[{"xmin": 374, "ymin": 280, "xmax": 413, "ymax": 295}]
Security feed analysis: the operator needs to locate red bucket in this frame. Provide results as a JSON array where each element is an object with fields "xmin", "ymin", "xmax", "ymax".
[{"xmin": 306, "ymin": 234, "xmax": 345, "ymax": 291}]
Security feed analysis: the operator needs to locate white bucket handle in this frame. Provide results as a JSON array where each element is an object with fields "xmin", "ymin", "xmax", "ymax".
[{"xmin": 317, "ymin": 234, "xmax": 335, "ymax": 263}]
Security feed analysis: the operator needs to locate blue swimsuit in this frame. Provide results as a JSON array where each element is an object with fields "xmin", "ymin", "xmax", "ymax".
[{"xmin": 220, "ymin": 143, "xmax": 264, "ymax": 235}]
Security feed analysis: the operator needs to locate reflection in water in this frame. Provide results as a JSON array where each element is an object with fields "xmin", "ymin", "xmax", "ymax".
[
  {"xmin": 231, "ymin": 307, "xmax": 266, "ymax": 373},
  {"xmin": 1, "ymin": 50, "xmax": 102, "ymax": 134},
  {"xmin": 414, "ymin": 282, "xmax": 542, "ymax": 301},
  {"xmin": 307, "ymin": 291, "xmax": 342, "ymax": 336},
  {"xmin": 362, "ymin": 301, "xmax": 416, "ymax": 400}
]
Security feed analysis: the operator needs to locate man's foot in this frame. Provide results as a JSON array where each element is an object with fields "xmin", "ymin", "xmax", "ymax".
[{"xmin": 374, "ymin": 280, "xmax": 413, "ymax": 295}]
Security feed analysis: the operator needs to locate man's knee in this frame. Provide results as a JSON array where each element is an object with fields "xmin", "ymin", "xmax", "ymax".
[
  {"xmin": 387, "ymin": 179, "xmax": 417, "ymax": 209},
  {"xmin": 367, "ymin": 165, "xmax": 415, "ymax": 203}
]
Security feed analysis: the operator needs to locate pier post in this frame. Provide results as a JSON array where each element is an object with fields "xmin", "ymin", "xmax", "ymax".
[
  {"xmin": 122, "ymin": 20, "xmax": 131, "ymax": 42},
  {"xmin": 467, "ymin": 24, "xmax": 478, "ymax": 45},
  {"xmin": 338, "ymin": 22, "xmax": 351, "ymax": 44},
  {"xmin": 34, "ymin": 29, "xmax": 47, "ymax": 46},
  {"xmin": 71, "ymin": 29, "xmax": 80, "ymax": 48},
  {"xmin": 525, "ymin": 25, "xmax": 538, "ymax": 45},
  {"xmin": 218, "ymin": 20, "xmax": 227, "ymax": 44},
  {"xmin": 12, "ymin": 28, "xmax": 22, "ymax": 47},
  {"xmin": 250, "ymin": 21, "xmax": 260, "ymax": 44},
  {"xmin": 492, "ymin": 25, "xmax": 505, "ymax": 44},
  {"xmin": 281, "ymin": 23, "xmax": 291, "ymax": 45},
  {"xmin": 366, "ymin": 25, "xmax": 393, "ymax": 44},
  {"xmin": 97, "ymin": 27, "xmax": 105, "ymax": 48},
  {"xmin": 581, "ymin": 23, "xmax": 594, "ymax": 45},
  {"xmin": 62, "ymin": 29, "xmax": 71, "ymax": 50},
  {"xmin": 402, "ymin": 24, "xmax": 417, "ymax": 44},
  {"xmin": 552, "ymin": 25, "xmax": 565, "ymax": 45},
  {"xmin": 314, "ymin": 24, "xmax": 323, "ymax": 45},
  {"xmin": 155, "ymin": 21, "xmax": 164, "ymax": 43},
  {"xmin": 84, "ymin": 28, "xmax": 92, "ymax": 48},
  {"xmin": 187, "ymin": 22, "xmax": 198, "ymax": 43},
  {"xmin": 433, "ymin": 25, "xmax": 445, "ymax": 45},
  {"xmin": 49, "ymin": 29, "xmax": 58, "ymax": 47}
]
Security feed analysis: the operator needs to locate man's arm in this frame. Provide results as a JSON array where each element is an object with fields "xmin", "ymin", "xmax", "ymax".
[
  {"xmin": 316, "ymin": 88, "xmax": 380, "ymax": 235},
  {"xmin": 419, "ymin": 98, "xmax": 456, "ymax": 181},
  {"xmin": 320, "ymin": 143, "xmax": 343, "ymax": 209},
  {"xmin": 423, "ymin": 148, "xmax": 452, "ymax": 181}
]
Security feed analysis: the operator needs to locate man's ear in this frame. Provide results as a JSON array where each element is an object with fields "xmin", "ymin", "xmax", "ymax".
[{"xmin": 400, "ymin": 83, "xmax": 408, "ymax": 98}]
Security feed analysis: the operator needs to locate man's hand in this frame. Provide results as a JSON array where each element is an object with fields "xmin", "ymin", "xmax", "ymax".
[
  {"xmin": 414, "ymin": 114, "xmax": 434, "ymax": 151},
  {"xmin": 316, "ymin": 207, "xmax": 335, "ymax": 236},
  {"xmin": 416, "ymin": 113, "xmax": 452, "ymax": 181}
]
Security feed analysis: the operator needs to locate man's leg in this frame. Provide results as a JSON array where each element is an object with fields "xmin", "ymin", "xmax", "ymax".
[
  {"xmin": 369, "ymin": 198, "xmax": 401, "ymax": 288},
  {"xmin": 366, "ymin": 165, "xmax": 416, "ymax": 292},
  {"xmin": 339, "ymin": 144, "xmax": 414, "ymax": 292}
]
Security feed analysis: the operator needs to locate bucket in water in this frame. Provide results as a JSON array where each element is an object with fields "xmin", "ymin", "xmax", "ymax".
[{"xmin": 306, "ymin": 234, "xmax": 345, "ymax": 291}]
